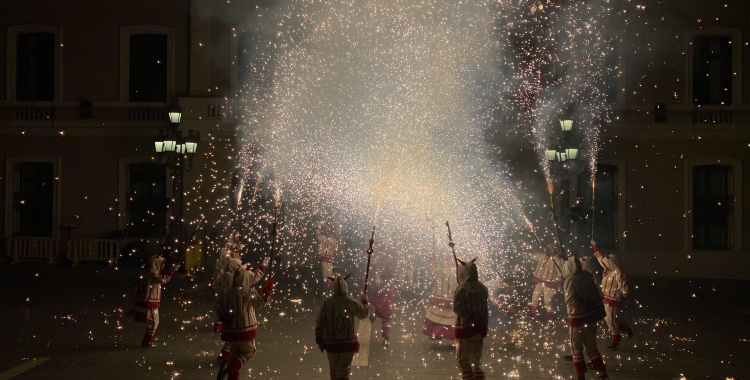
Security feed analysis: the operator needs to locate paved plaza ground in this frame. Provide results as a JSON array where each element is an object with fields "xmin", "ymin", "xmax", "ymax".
[{"xmin": 0, "ymin": 262, "xmax": 748, "ymax": 380}]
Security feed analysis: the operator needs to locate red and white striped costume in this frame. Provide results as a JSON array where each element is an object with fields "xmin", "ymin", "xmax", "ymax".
[
  {"xmin": 369, "ymin": 246, "xmax": 396, "ymax": 340},
  {"xmin": 217, "ymin": 267, "xmax": 273, "ymax": 380},
  {"xmin": 216, "ymin": 260, "xmax": 266, "ymax": 364},
  {"xmin": 316, "ymin": 229, "xmax": 339, "ymax": 285},
  {"xmin": 423, "ymin": 250, "xmax": 457, "ymax": 340},
  {"xmin": 453, "ymin": 259, "xmax": 488, "ymax": 380},
  {"xmin": 562, "ymin": 257, "xmax": 608, "ymax": 379},
  {"xmin": 213, "ymin": 242, "xmax": 243, "ymax": 332},
  {"xmin": 131, "ymin": 255, "xmax": 172, "ymax": 346},
  {"xmin": 529, "ymin": 245, "xmax": 565, "ymax": 317},
  {"xmin": 595, "ymin": 247, "xmax": 632, "ymax": 346},
  {"xmin": 316, "ymin": 274, "xmax": 369, "ymax": 380}
]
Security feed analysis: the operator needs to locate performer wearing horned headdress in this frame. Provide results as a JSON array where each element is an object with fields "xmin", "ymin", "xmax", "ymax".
[
  {"xmin": 130, "ymin": 251, "xmax": 176, "ymax": 347},
  {"xmin": 453, "ymin": 258, "xmax": 489, "ymax": 380},
  {"xmin": 367, "ymin": 242, "xmax": 397, "ymax": 346},
  {"xmin": 528, "ymin": 243, "xmax": 565, "ymax": 319},
  {"xmin": 593, "ymin": 241, "xmax": 634, "ymax": 351},
  {"xmin": 215, "ymin": 263, "xmax": 274, "ymax": 380},
  {"xmin": 562, "ymin": 255, "xmax": 610, "ymax": 380},
  {"xmin": 212, "ymin": 232, "xmax": 243, "ymax": 332},
  {"xmin": 316, "ymin": 273, "xmax": 370, "ymax": 380},
  {"xmin": 315, "ymin": 223, "xmax": 340, "ymax": 288}
]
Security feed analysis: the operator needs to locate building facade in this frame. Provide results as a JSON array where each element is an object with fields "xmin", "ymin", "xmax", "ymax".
[
  {"xmin": 1, "ymin": 0, "xmax": 748, "ymax": 279},
  {"xmin": 0, "ymin": 0, "xmax": 244, "ymax": 260},
  {"xmin": 593, "ymin": 1, "xmax": 750, "ymax": 279}
]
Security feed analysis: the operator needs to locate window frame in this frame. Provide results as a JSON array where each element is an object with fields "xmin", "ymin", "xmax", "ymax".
[
  {"xmin": 686, "ymin": 27, "xmax": 743, "ymax": 107},
  {"xmin": 118, "ymin": 156, "xmax": 173, "ymax": 238},
  {"xmin": 595, "ymin": 159, "xmax": 626, "ymax": 251},
  {"xmin": 4, "ymin": 155, "xmax": 62, "ymax": 239},
  {"xmin": 685, "ymin": 158, "xmax": 742, "ymax": 251},
  {"xmin": 5, "ymin": 24, "xmax": 63, "ymax": 101},
  {"xmin": 119, "ymin": 25, "xmax": 175, "ymax": 103}
]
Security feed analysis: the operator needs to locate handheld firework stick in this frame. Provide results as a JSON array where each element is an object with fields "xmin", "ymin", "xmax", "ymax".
[
  {"xmin": 444, "ymin": 221, "xmax": 459, "ymax": 272},
  {"xmin": 173, "ymin": 219, "xmax": 204, "ymax": 272},
  {"xmin": 547, "ymin": 192, "xmax": 566, "ymax": 257},
  {"xmin": 431, "ymin": 224, "xmax": 437, "ymax": 252},
  {"xmin": 267, "ymin": 202, "xmax": 281, "ymax": 277},
  {"xmin": 362, "ymin": 225, "xmax": 376, "ymax": 296},
  {"xmin": 530, "ymin": 227, "xmax": 546, "ymax": 251},
  {"xmin": 590, "ymin": 177, "xmax": 597, "ymax": 241}
]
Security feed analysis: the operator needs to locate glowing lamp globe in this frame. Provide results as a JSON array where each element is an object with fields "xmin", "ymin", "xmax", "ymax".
[
  {"xmin": 154, "ymin": 129, "xmax": 165, "ymax": 153},
  {"xmin": 545, "ymin": 149, "xmax": 557, "ymax": 161},
  {"xmin": 184, "ymin": 141, "xmax": 197, "ymax": 154},
  {"xmin": 559, "ymin": 119, "xmax": 573, "ymax": 131},
  {"xmin": 184, "ymin": 129, "xmax": 200, "ymax": 154},
  {"xmin": 168, "ymin": 106, "xmax": 182, "ymax": 124},
  {"xmin": 565, "ymin": 147, "xmax": 579, "ymax": 160},
  {"xmin": 163, "ymin": 137, "xmax": 177, "ymax": 152}
]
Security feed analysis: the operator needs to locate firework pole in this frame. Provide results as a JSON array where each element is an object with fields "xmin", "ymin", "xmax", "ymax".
[
  {"xmin": 547, "ymin": 188, "xmax": 566, "ymax": 257},
  {"xmin": 431, "ymin": 224, "xmax": 437, "ymax": 252},
  {"xmin": 529, "ymin": 224, "xmax": 546, "ymax": 251},
  {"xmin": 267, "ymin": 202, "xmax": 280, "ymax": 277},
  {"xmin": 590, "ymin": 177, "xmax": 597, "ymax": 241},
  {"xmin": 445, "ymin": 221, "xmax": 458, "ymax": 272},
  {"xmin": 363, "ymin": 225, "xmax": 376, "ymax": 296}
]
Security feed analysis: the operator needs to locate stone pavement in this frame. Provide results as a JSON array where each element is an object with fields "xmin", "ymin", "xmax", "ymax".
[{"xmin": 0, "ymin": 262, "xmax": 748, "ymax": 380}]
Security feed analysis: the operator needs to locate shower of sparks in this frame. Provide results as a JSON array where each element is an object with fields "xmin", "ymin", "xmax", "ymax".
[{"xmin": 209, "ymin": 0, "xmax": 620, "ymax": 278}]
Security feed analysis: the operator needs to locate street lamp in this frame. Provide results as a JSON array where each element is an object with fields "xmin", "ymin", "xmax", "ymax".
[
  {"xmin": 153, "ymin": 101, "xmax": 200, "ymax": 171},
  {"xmin": 152, "ymin": 99, "xmax": 201, "ymax": 262},
  {"xmin": 547, "ymin": 117, "xmax": 579, "ymax": 255}
]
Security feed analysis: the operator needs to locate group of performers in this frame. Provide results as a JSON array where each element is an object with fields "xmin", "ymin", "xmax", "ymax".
[
  {"xmin": 311, "ymin": 226, "xmax": 632, "ymax": 380},
  {"xmin": 125, "ymin": 221, "xmax": 631, "ymax": 380}
]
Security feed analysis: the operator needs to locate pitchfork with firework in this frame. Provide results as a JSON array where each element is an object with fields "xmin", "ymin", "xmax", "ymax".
[
  {"xmin": 266, "ymin": 189, "xmax": 282, "ymax": 278},
  {"xmin": 445, "ymin": 221, "xmax": 459, "ymax": 273},
  {"xmin": 362, "ymin": 225, "xmax": 376, "ymax": 296}
]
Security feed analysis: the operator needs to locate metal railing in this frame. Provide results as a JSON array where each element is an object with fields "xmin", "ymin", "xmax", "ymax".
[
  {"xmin": 66, "ymin": 239, "xmax": 120, "ymax": 267},
  {"xmin": 128, "ymin": 106, "xmax": 167, "ymax": 121},
  {"xmin": 15, "ymin": 104, "xmax": 56, "ymax": 120},
  {"xmin": 6, "ymin": 237, "xmax": 58, "ymax": 264},
  {"xmin": 692, "ymin": 107, "xmax": 734, "ymax": 124}
]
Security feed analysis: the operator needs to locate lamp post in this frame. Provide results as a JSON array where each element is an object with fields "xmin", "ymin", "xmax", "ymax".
[
  {"xmin": 153, "ymin": 100, "xmax": 200, "ymax": 258},
  {"xmin": 547, "ymin": 118, "xmax": 579, "ymax": 254}
]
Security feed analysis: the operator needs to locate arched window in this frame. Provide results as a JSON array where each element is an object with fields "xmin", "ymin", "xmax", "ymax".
[
  {"xmin": 119, "ymin": 25, "xmax": 175, "ymax": 102},
  {"xmin": 4, "ymin": 156, "xmax": 61, "ymax": 238},
  {"xmin": 6, "ymin": 24, "xmax": 62, "ymax": 101},
  {"xmin": 687, "ymin": 159, "xmax": 742, "ymax": 251}
]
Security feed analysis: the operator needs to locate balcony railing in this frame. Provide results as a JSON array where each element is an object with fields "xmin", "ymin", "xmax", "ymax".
[
  {"xmin": 0, "ymin": 98, "xmax": 236, "ymax": 128},
  {"xmin": 178, "ymin": 97, "xmax": 227, "ymax": 121},
  {"xmin": 128, "ymin": 105, "xmax": 167, "ymax": 121},
  {"xmin": 15, "ymin": 103, "xmax": 56, "ymax": 121},
  {"xmin": 693, "ymin": 107, "xmax": 733, "ymax": 124},
  {"xmin": 6, "ymin": 236, "xmax": 58, "ymax": 264}
]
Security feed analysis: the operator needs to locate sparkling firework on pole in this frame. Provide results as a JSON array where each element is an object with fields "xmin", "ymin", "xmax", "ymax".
[
  {"xmin": 501, "ymin": 196, "xmax": 545, "ymax": 251},
  {"xmin": 590, "ymin": 177, "xmax": 597, "ymax": 241},
  {"xmin": 529, "ymin": 223, "xmax": 546, "ymax": 252},
  {"xmin": 444, "ymin": 221, "xmax": 458, "ymax": 273},
  {"xmin": 547, "ymin": 187, "xmax": 566, "ymax": 257},
  {"xmin": 363, "ymin": 225, "xmax": 376, "ymax": 296},
  {"xmin": 431, "ymin": 224, "xmax": 437, "ymax": 253},
  {"xmin": 267, "ymin": 194, "xmax": 281, "ymax": 277}
]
